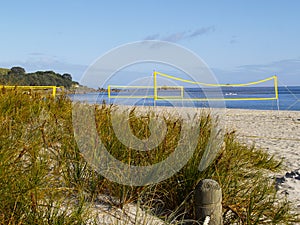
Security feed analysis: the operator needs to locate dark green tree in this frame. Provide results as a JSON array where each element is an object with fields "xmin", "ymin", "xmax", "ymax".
[
  {"xmin": 9, "ymin": 67, "xmax": 25, "ymax": 75},
  {"xmin": 0, "ymin": 66, "xmax": 77, "ymax": 89},
  {"xmin": 62, "ymin": 73, "xmax": 72, "ymax": 80}
]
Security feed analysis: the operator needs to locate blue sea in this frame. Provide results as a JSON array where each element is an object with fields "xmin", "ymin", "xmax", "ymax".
[{"xmin": 71, "ymin": 86, "xmax": 300, "ymax": 111}]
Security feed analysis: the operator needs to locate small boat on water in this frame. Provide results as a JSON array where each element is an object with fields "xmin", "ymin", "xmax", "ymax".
[{"xmin": 225, "ymin": 92, "xmax": 238, "ymax": 96}]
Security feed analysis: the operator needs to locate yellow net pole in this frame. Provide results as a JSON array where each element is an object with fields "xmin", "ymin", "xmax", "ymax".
[
  {"xmin": 274, "ymin": 75, "xmax": 280, "ymax": 111},
  {"xmin": 153, "ymin": 71, "xmax": 157, "ymax": 106},
  {"xmin": 52, "ymin": 86, "xmax": 56, "ymax": 97},
  {"xmin": 108, "ymin": 85, "xmax": 111, "ymax": 98},
  {"xmin": 274, "ymin": 75, "xmax": 279, "ymax": 100},
  {"xmin": 153, "ymin": 71, "xmax": 157, "ymax": 100}
]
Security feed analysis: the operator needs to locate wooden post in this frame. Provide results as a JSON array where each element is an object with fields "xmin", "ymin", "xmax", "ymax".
[{"xmin": 195, "ymin": 179, "xmax": 223, "ymax": 225}]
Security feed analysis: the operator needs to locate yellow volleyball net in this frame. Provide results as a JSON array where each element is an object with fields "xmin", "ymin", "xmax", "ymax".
[
  {"xmin": 0, "ymin": 85, "xmax": 64, "ymax": 97},
  {"xmin": 153, "ymin": 71, "xmax": 278, "ymax": 101},
  {"xmin": 108, "ymin": 71, "xmax": 278, "ymax": 102}
]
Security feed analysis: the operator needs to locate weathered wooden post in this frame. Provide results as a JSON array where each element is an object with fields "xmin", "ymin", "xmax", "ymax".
[{"xmin": 195, "ymin": 179, "xmax": 223, "ymax": 225}]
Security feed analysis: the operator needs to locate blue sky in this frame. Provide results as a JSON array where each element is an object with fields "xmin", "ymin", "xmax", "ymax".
[{"xmin": 1, "ymin": 1, "xmax": 300, "ymax": 86}]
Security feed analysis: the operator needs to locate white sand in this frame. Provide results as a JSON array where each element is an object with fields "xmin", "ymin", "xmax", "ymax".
[{"xmin": 224, "ymin": 108, "xmax": 300, "ymax": 213}]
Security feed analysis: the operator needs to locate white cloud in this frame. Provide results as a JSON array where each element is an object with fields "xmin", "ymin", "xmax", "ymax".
[{"xmin": 144, "ymin": 26, "xmax": 215, "ymax": 43}]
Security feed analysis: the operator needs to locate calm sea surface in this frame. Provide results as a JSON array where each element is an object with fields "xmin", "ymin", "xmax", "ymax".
[{"xmin": 71, "ymin": 86, "xmax": 300, "ymax": 111}]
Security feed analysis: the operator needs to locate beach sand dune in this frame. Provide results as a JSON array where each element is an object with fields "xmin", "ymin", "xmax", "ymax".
[
  {"xmin": 118, "ymin": 106, "xmax": 300, "ymax": 214},
  {"xmin": 225, "ymin": 109, "xmax": 300, "ymax": 213},
  {"xmin": 89, "ymin": 106, "xmax": 300, "ymax": 222}
]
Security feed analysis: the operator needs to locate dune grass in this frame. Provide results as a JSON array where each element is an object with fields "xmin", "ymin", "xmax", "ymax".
[{"xmin": 0, "ymin": 89, "xmax": 299, "ymax": 224}]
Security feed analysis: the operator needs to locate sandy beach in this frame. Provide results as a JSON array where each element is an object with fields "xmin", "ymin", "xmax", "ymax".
[{"xmin": 224, "ymin": 108, "xmax": 300, "ymax": 213}]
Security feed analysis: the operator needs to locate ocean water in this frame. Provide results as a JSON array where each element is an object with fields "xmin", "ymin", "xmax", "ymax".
[{"xmin": 71, "ymin": 86, "xmax": 300, "ymax": 111}]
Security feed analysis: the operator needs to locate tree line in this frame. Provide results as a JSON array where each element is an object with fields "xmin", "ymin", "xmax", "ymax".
[{"xmin": 0, "ymin": 66, "xmax": 79, "ymax": 89}]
